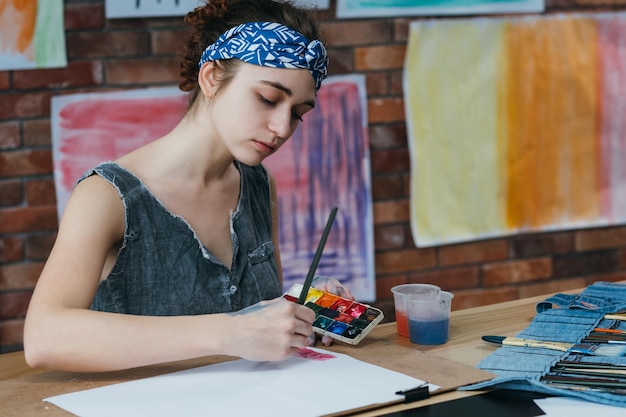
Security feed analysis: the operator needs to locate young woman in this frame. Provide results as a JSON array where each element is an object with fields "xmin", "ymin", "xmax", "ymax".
[{"xmin": 24, "ymin": 0, "xmax": 353, "ymax": 372}]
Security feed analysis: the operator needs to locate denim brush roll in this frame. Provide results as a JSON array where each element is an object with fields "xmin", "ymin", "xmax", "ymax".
[{"xmin": 462, "ymin": 281, "xmax": 626, "ymax": 408}]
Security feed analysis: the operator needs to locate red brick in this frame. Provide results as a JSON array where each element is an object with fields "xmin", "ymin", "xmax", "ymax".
[
  {"xmin": 405, "ymin": 221, "xmax": 417, "ymax": 246},
  {"xmin": 483, "ymin": 257, "xmax": 552, "ymax": 286},
  {"xmin": 313, "ymin": 7, "xmax": 334, "ymax": 21},
  {"xmin": 389, "ymin": 70, "xmax": 403, "ymax": 95},
  {"xmin": 325, "ymin": 21, "xmax": 392, "ymax": 47},
  {"xmin": 377, "ymin": 298, "xmax": 397, "ymax": 323},
  {"xmin": 374, "ymin": 224, "xmax": 406, "ymax": 250},
  {"xmin": 0, "ymin": 180, "xmax": 22, "ymax": 206},
  {"xmin": 13, "ymin": 61, "xmax": 103, "ymax": 90},
  {"xmin": 509, "ymin": 231, "xmax": 574, "ymax": 257},
  {"xmin": 373, "ymin": 200, "xmax": 410, "ymax": 224},
  {"xmin": 375, "ymin": 248, "xmax": 436, "ymax": 274},
  {"xmin": 518, "ymin": 277, "xmax": 587, "ymax": 299},
  {"xmin": 355, "ymin": 45, "xmax": 406, "ymax": 71},
  {"xmin": 574, "ymin": 0, "xmax": 626, "ymax": 4},
  {"xmin": 0, "ymin": 262, "xmax": 43, "ymax": 290},
  {"xmin": 152, "ymin": 29, "xmax": 188, "ymax": 55},
  {"xmin": 67, "ymin": 32, "xmax": 150, "ymax": 58},
  {"xmin": 402, "ymin": 173, "xmax": 410, "ymax": 198},
  {"xmin": 0, "ymin": 149, "xmax": 53, "ymax": 177},
  {"xmin": 375, "ymin": 274, "xmax": 410, "ymax": 302},
  {"xmin": 371, "ymin": 174, "xmax": 405, "ymax": 200},
  {"xmin": 0, "ymin": 291, "xmax": 32, "ymax": 319},
  {"xmin": 22, "ymin": 119, "xmax": 51, "ymax": 146},
  {"xmin": 368, "ymin": 98, "xmax": 404, "ymax": 123},
  {"xmin": 0, "ymin": 72, "xmax": 9, "ymax": 90},
  {"xmin": 452, "ymin": 287, "xmax": 518, "ymax": 310},
  {"xmin": 575, "ymin": 226, "xmax": 626, "ymax": 252},
  {"xmin": 0, "ymin": 205, "xmax": 58, "ymax": 234},
  {"xmin": 439, "ymin": 239, "xmax": 507, "ymax": 266},
  {"xmin": 553, "ymin": 250, "xmax": 620, "ymax": 278},
  {"xmin": 0, "ymin": 92, "xmax": 54, "ymax": 120},
  {"xmin": 370, "ymin": 149, "xmax": 410, "ymax": 174},
  {"xmin": 368, "ymin": 123, "xmax": 407, "ymax": 150},
  {"xmin": 620, "ymin": 250, "xmax": 626, "ymax": 269},
  {"xmin": 25, "ymin": 233, "xmax": 56, "ymax": 260},
  {"xmin": 365, "ymin": 72, "xmax": 389, "ymax": 96},
  {"xmin": 65, "ymin": 3, "xmax": 105, "ymax": 30},
  {"xmin": 0, "ymin": 122, "xmax": 20, "ymax": 150},
  {"xmin": 0, "ymin": 318, "xmax": 25, "ymax": 347},
  {"xmin": 411, "ymin": 266, "xmax": 480, "ymax": 291},
  {"xmin": 25, "ymin": 178, "xmax": 56, "ymax": 206},
  {"xmin": 327, "ymin": 48, "xmax": 354, "ymax": 75},
  {"xmin": 394, "ymin": 19, "xmax": 412, "ymax": 43},
  {"xmin": 0, "ymin": 237, "xmax": 24, "ymax": 262},
  {"xmin": 546, "ymin": 0, "xmax": 575, "ymax": 7},
  {"xmin": 586, "ymin": 272, "xmax": 626, "ymax": 285},
  {"xmin": 107, "ymin": 16, "xmax": 181, "ymax": 30},
  {"xmin": 106, "ymin": 57, "xmax": 180, "ymax": 85}
]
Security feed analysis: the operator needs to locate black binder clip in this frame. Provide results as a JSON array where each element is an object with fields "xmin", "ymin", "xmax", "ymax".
[{"xmin": 395, "ymin": 382, "xmax": 430, "ymax": 403}]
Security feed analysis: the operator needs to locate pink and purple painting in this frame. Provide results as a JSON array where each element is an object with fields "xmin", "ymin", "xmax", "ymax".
[{"xmin": 51, "ymin": 75, "xmax": 375, "ymax": 300}]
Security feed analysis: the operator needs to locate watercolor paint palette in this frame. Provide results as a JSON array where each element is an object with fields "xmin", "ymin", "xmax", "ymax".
[{"xmin": 283, "ymin": 283, "xmax": 384, "ymax": 345}]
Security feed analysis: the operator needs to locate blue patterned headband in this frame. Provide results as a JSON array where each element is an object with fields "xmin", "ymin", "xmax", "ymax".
[{"xmin": 198, "ymin": 21, "xmax": 328, "ymax": 91}]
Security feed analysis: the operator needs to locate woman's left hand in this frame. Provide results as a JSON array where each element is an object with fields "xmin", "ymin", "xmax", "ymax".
[{"xmin": 309, "ymin": 275, "xmax": 355, "ymax": 346}]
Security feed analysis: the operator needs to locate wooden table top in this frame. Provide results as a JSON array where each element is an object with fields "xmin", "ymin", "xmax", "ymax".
[{"xmin": 0, "ymin": 290, "xmax": 558, "ymax": 416}]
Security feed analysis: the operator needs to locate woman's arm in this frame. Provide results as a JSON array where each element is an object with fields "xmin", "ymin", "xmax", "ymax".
[{"xmin": 23, "ymin": 176, "xmax": 315, "ymax": 372}]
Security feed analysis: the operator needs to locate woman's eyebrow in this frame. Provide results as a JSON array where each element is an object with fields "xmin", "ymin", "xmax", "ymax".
[{"xmin": 260, "ymin": 80, "xmax": 315, "ymax": 108}]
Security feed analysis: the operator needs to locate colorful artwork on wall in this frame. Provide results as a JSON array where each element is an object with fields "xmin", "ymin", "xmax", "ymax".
[
  {"xmin": 0, "ymin": 0, "xmax": 67, "ymax": 71},
  {"xmin": 336, "ymin": 0, "xmax": 543, "ymax": 19},
  {"xmin": 105, "ymin": 0, "xmax": 328, "ymax": 19},
  {"xmin": 404, "ymin": 12, "xmax": 626, "ymax": 247},
  {"xmin": 51, "ymin": 74, "xmax": 375, "ymax": 300},
  {"xmin": 105, "ymin": 0, "xmax": 201, "ymax": 18},
  {"xmin": 265, "ymin": 75, "xmax": 374, "ymax": 300}
]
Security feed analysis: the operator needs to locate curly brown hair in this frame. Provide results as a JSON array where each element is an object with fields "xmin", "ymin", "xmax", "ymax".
[{"xmin": 178, "ymin": 0, "xmax": 323, "ymax": 107}]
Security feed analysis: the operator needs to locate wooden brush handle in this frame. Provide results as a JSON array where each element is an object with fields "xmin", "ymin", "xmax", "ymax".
[{"xmin": 502, "ymin": 337, "xmax": 572, "ymax": 352}]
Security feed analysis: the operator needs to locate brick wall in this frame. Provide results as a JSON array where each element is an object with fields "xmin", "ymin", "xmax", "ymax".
[{"xmin": 2, "ymin": 0, "xmax": 626, "ymax": 353}]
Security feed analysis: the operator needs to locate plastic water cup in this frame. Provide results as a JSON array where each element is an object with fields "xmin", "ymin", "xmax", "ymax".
[
  {"xmin": 406, "ymin": 291, "xmax": 454, "ymax": 345},
  {"xmin": 391, "ymin": 284, "xmax": 440, "ymax": 337}
]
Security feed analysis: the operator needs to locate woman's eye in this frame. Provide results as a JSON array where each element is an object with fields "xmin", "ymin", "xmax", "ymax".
[
  {"xmin": 257, "ymin": 95, "xmax": 275, "ymax": 106},
  {"xmin": 257, "ymin": 94, "xmax": 304, "ymax": 122}
]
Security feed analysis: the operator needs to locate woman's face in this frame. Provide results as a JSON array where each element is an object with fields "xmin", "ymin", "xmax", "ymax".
[{"xmin": 208, "ymin": 62, "xmax": 317, "ymax": 166}]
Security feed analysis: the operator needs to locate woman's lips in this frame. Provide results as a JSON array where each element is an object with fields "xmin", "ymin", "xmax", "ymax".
[{"xmin": 254, "ymin": 140, "xmax": 276, "ymax": 154}]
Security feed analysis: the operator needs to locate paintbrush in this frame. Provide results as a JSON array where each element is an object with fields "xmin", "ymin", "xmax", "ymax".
[
  {"xmin": 604, "ymin": 313, "xmax": 626, "ymax": 321},
  {"xmin": 542, "ymin": 374, "xmax": 626, "ymax": 390},
  {"xmin": 595, "ymin": 327, "xmax": 626, "ymax": 334},
  {"xmin": 481, "ymin": 335, "xmax": 626, "ymax": 357},
  {"xmin": 297, "ymin": 206, "xmax": 338, "ymax": 304}
]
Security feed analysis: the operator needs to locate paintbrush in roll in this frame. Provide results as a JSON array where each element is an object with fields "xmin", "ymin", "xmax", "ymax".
[{"xmin": 481, "ymin": 335, "xmax": 626, "ymax": 357}]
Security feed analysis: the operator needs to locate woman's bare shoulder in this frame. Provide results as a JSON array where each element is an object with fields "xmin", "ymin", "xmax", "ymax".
[{"xmin": 59, "ymin": 173, "xmax": 126, "ymax": 243}]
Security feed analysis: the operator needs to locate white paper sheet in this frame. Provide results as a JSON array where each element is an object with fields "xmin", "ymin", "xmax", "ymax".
[
  {"xmin": 45, "ymin": 348, "xmax": 436, "ymax": 417},
  {"xmin": 535, "ymin": 397, "xmax": 626, "ymax": 417}
]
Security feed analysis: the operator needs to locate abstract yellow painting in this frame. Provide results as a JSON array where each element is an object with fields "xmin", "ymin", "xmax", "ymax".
[
  {"xmin": 405, "ymin": 12, "xmax": 626, "ymax": 247},
  {"xmin": 0, "ymin": 0, "xmax": 66, "ymax": 70}
]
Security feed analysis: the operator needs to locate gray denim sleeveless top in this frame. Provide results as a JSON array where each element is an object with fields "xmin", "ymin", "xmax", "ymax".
[{"xmin": 80, "ymin": 161, "xmax": 282, "ymax": 316}]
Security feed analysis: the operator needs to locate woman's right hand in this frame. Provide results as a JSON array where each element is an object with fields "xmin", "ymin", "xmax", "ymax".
[{"xmin": 225, "ymin": 298, "xmax": 316, "ymax": 362}]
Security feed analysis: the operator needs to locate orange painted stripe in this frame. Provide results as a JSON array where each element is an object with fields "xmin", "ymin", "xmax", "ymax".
[
  {"xmin": 0, "ymin": 0, "xmax": 37, "ymax": 54},
  {"xmin": 14, "ymin": 0, "xmax": 37, "ymax": 54},
  {"xmin": 503, "ymin": 17, "xmax": 600, "ymax": 229}
]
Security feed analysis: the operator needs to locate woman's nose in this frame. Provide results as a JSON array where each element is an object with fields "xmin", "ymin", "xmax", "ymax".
[{"xmin": 268, "ymin": 109, "xmax": 293, "ymax": 139}]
